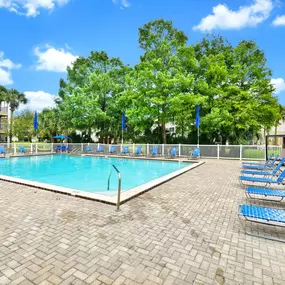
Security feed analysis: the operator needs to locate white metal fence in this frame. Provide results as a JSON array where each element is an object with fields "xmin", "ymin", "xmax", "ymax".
[{"xmin": 0, "ymin": 143, "xmax": 282, "ymax": 161}]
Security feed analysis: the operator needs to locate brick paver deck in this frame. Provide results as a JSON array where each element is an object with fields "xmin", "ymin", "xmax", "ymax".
[{"xmin": 1, "ymin": 159, "xmax": 285, "ymax": 285}]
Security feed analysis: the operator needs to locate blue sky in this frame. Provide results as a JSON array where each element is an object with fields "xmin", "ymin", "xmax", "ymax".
[{"xmin": 1, "ymin": 0, "xmax": 285, "ymax": 110}]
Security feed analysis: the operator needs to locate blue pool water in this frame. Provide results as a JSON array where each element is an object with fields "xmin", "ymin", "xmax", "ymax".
[{"xmin": 0, "ymin": 155, "xmax": 190, "ymax": 193}]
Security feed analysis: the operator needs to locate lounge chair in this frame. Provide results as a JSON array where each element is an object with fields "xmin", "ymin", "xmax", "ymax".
[
  {"xmin": 18, "ymin": 146, "xmax": 26, "ymax": 154},
  {"xmin": 239, "ymin": 168, "xmax": 285, "ymax": 186},
  {"xmin": 166, "ymin": 147, "xmax": 177, "ymax": 158},
  {"xmin": 242, "ymin": 153, "xmax": 274, "ymax": 166},
  {"xmin": 96, "ymin": 145, "xmax": 104, "ymax": 153},
  {"xmin": 0, "ymin": 146, "xmax": 6, "ymax": 156},
  {"xmin": 61, "ymin": 145, "xmax": 67, "ymax": 152},
  {"xmin": 134, "ymin": 146, "xmax": 143, "ymax": 156},
  {"xmin": 242, "ymin": 155, "xmax": 279, "ymax": 170},
  {"xmin": 241, "ymin": 157, "xmax": 285, "ymax": 176},
  {"xmin": 84, "ymin": 145, "xmax": 92, "ymax": 153},
  {"xmin": 151, "ymin": 146, "xmax": 158, "ymax": 157},
  {"xmin": 238, "ymin": 204, "xmax": 285, "ymax": 242},
  {"xmin": 109, "ymin": 145, "xmax": 116, "ymax": 154},
  {"xmin": 191, "ymin": 147, "xmax": 200, "ymax": 159},
  {"xmin": 121, "ymin": 146, "xmax": 129, "ymax": 155},
  {"xmin": 245, "ymin": 187, "xmax": 285, "ymax": 202}
]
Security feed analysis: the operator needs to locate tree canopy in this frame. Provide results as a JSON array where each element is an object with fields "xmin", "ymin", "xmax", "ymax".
[{"xmin": 17, "ymin": 19, "xmax": 281, "ymax": 145}]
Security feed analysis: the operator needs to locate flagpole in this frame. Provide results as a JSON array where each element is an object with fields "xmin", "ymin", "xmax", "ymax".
[{"xmin": 198, "ymin": 126, "xmax": 200, "ymax": 146}]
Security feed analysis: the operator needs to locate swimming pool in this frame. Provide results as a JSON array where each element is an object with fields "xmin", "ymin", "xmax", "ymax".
[{"xmin": 0, "ymin": 155, "xmax": 194, "ymax": 199}]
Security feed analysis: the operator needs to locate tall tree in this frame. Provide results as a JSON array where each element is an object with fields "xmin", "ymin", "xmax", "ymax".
[
  {"xmin": 13, "ymin": 110, "xmax": 34, "ymax": 141},
  {"xmin": 4, "ymin": 88, "xmax": 27, "ymax": 141},
  {"xmin": 194, "ymin": 36, "xmax": 280, "ymax": 144},
  {"xmin": 58, "ymin": 51, "xmax": 130, "ymax": 143},
  {"xmin": 122, "ymin": 19, "xmax": 200, "ymax": 144}
]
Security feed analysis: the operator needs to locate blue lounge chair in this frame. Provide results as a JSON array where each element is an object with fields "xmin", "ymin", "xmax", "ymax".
[
  {"xmin": 109, "ymin": 145, "xmax": 116, "ymax": 154},
  {"xmin": 167, "ymin": 147, "xmax": 177, "ymax": 158},
  {"xmin": 191, "ymin": 147, "xmax": 200, "ymax": 159},
  {"xmin": 242, "ymin": 155, "xmax": 279, "ymax": 170},
  {"xmin": 61, "ymin": 145, "xmax": 67, "ymax": 152},
  {"xmin": 242, "ymin": 153, "xmax": 274, "ymax": 166},
  {"xmin": 84, "ymin": 145, "xmax": 91, "ymax": 153},
  {"xmin": 241, "ymin": 157, "xmax": 285, "ymax": 176},
  {"xmin": 18, "ymin": 146, "xmax": 26, "ymax": 154},
  {"xmin": 239, "ymin": 168, "xmax": 285, "ymax": 186},
  {"xmin": 245, "ymin": 187, "xmax": 285, "ymax": 202},
  {"xmin": 0, "ymin": 146, "xmax": 6, "ymax": 155},
  {"xmin": 121, "ymin": 146, "xmax": 129, "ymax": 155},
  {"xmin": 67, "ymin": 145, "xmax": 71, "ymax": 153},
  {"xmin": 96, "ymin": 145, "xmax": 103, "ymax": 153},
  {"xmin": 151, "ymin": 146, "xmax": 158, "ymax": 156},
  {"xmin": 134, "ymin": 146, "xmax": 143, "ymax": 156},
  {"xmin": 238, "ymin": 204, "xmax": 285, "ymax": 242}
]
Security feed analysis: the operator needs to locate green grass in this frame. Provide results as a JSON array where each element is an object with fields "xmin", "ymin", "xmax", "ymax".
[{"xmin": 242, "ymin": 149, "xmax": 280, "ymax": 159}]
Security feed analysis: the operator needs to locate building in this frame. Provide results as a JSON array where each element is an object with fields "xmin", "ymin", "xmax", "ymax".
[{"xmin": 0, "ymin": 102, "xmax": 10, "ymax": 143}]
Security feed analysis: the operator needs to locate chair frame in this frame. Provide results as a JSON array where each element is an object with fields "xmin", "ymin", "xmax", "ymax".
[{"xmin": 238, "ymin": 205, "xmax": 285, "ymax": 243}]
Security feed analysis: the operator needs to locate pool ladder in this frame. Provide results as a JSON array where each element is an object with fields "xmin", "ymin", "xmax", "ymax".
[{"xmin": 107, "ymin": 165, "xmax": 122, "ymax": 211}]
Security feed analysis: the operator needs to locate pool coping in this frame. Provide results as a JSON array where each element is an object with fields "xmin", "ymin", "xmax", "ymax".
[{"xmin": 0, "ymin": 156, "xmax": 204, "ymax": 205}]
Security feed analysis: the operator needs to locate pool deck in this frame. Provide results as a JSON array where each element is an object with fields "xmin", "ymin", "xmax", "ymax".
[{"xmin": 0, "ymin": 159, "xmax": 285, "ymax": 284}]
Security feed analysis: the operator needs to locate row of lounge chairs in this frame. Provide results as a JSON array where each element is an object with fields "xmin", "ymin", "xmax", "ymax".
[
  {"xmin": 238, "ymin": 154, "xmax": 285, "ymax": 242},
  {"xmin": 0, "ymin": 145, "xmax": 27, "ymax": 155},
  {"xmin": 84, "ymin": 145, "xmax": 201, "ymax": 159}
]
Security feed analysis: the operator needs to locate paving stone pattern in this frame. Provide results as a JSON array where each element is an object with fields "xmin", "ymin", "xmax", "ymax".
[{"xmin": 1, "ymin": 160, "xmax": 285, "ymax": 284}]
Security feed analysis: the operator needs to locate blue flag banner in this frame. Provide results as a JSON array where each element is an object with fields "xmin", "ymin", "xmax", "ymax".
[
  {"xmin": 122, "ymin": 113, "xmax": 126, "ymax": 131},
  {"xmin": 34, "ymin": 111, "xmax": 38, "ymax": 131},
  {"xmin": 195, "ymin": 105, "xmax": 200, "ymax": 127}
]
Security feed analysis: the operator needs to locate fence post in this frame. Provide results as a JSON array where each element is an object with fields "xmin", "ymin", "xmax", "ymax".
[
  {"xmin": 162, "ymin": 144, "xmax": 165, "ymax": 156},
  {"xmin": 147, "ymin": 143, "xmax": 149, "ymax": 156},
  {"xmin": 51, "ymin": 143, "xmax": 53, "ymax": 153},
  {"xmin": 14, "ymin": 143, "xmax": 16, "ymax": 155},
  {"xmin": 36, "ymin": 143, "xmax": 38, "ymax": 154},
  {"xmin": 81, "ymin": 143, "xmax": 83, "ymax": 152},
  {"xmin": 31, "ymin": 143, "xmax": 33, "ymax": 154},
  {"xmin": 179, "ymin": 143, "xmax": 181, "ymax": 157},
  {"xmin": 97, "ymin": 143, "xmax": 100, "ymax": 152},
  {"xmin": 133, "ymin": 143, "xmax": 135, "ymax": 154},
  {"xmin": 121, "ymin": 143, "xmax": 123, "ymax": 153},
  {"xmin": 240, "ymin": 145, "xmax": 242, "ymax": 161},
  {"xmin": 217, "ymin": 144, "xmax": 219, "ymax": 159}
]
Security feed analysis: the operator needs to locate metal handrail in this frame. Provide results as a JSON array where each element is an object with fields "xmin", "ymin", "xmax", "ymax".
[{"xmin": 107, "ymin": 164, "xmax": 122, "ymax": 211}]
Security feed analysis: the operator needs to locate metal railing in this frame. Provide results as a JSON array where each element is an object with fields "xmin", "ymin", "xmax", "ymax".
[
  {"xmin": 107, "ymin": 164, "xmax": 122, "ymax": 211},
  {"xmin": 0, "ymin": 142, "xmax": 282, "ymax": 161}
]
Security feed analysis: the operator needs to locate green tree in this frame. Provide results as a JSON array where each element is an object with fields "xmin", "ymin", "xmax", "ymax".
[
  {"xmin": 6, "ymin": 89, "xmax": 28, "ymax": 141},
  {"xmin": 58, "ymin": 51, "xmax": 130, "ymax": 143},
  {"xmin": 122, "ymin": 19, "xmax": 201, "ymax": 144},
  {"xmin": 13, "ymin": 110, "xmax": 34, "ymax": 141},
  {"xmin": 194, "ymin": 36, "xmax": 280, "ymax": 144}
]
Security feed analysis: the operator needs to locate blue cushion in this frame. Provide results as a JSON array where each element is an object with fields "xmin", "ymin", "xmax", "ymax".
[
  {"xmin": 247, "ymin": 187, "xmax": 285, "ymax": 198},
  {"xmin": 240, "ymin": 204, "xmax": 285, "ymax": 223},
  {"xmin": 240, "ymin": 176, "xmax": 274, "ymax": 183}
]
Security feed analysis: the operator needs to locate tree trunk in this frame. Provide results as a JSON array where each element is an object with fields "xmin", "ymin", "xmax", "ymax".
[
  {"xmin": 9, "ymin": 110, "xmax": 13, "ymax": 142},
  {"xmin": 162, "ymin": 121, "xmax": 166, "ymax": 144}
]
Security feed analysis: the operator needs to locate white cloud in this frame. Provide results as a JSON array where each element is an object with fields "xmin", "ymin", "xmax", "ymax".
[
  {"xmin": 18, "ymin": 91, "xmax": 57, "ymax": 112},
  {"xmin": 112, "ymin": 0, "xmax": 131, "ymax": 8},
  {"xmin": 34, "ymin": 45, "xmax": 78, "ymax": 72},
  {"xmin": 193, "ymin": 0, "xmax": 273, "ymax": 32},
  {"xmin": 0, "ymin": 51, "xmax": 21, "ymax": 85},
  {"xmin": 273, "ymin": 15, "xmax": 285, "ymax": 26},
  {"xmin": 271, "ymin": 78, "xmax": 285, "ymax": 94},
  {"xmin": 0, "ymin": 0, "xmax": 69, "ymax": 17}
]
